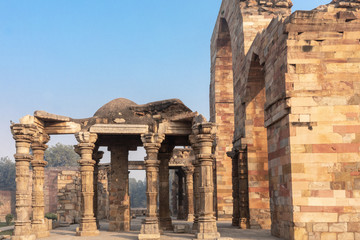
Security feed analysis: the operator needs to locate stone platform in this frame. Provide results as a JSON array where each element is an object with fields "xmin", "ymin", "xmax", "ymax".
[{"xmin": 41, "ymin": 219, "xmax": 283, "ymax": 240}]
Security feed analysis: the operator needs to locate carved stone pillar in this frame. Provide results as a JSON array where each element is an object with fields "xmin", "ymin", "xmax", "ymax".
[
  {"xmin": 11, "ymin": 124, "xmax": 37, "ymax": 240},
  {"xmin": 238, "ymin": 146, "xmax": 250, "ymax": 229},
  {"xmin": 184, "ymin": 166, "xmax": 194, "ymax": 222},
  {"xmin": 158, "ymin": 147, "xmax": 173, "ymax": 231},
  {"xmin": 189, "ymin": 136, "xmax": 200, "ymax": 233},
  {"xmin": 75, "ymin": 132, "xmax": 99, "ymax": 236},
  {"xmin": 138, "ymin": 133, "xmax": 164, "ymax": 240},
  {"xmin": 93, "ymin": 150, "xmax": 103, "ymax": 229},
  {"xmin": 31, "ymin": 132, "xmax": 50, "ymax": 238},
  {"xmin": 108, "ymin": 145, "xmax": 130, "ymax": 232},
  {"xmin": 191, "ymin": 122, "xmax": 220, "ymax": 240},
  {"xmin": 177, "ymin": 170, "xmax": 185, "ymax": 220}
]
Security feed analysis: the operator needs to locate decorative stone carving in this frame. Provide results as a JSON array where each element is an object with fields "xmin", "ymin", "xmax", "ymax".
[
  {"xmin": 190, "ymin": 122, "xmax": 220, "ymax": 240},
  {"xmin": 11, "ymin": 124, "xmax": 37, "ymax": 240},
  {"xmin": 74, "ymin": 132, "xmax": 99, "ymax": 237},
  {"xmin": 138, "ymin": 133, "xmax": 164, "ymax": 240}
]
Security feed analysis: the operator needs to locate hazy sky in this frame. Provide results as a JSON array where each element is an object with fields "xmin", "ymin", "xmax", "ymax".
[{"xmin": 0, "ymin": 0, "xmax": 330, "ymax": 179}]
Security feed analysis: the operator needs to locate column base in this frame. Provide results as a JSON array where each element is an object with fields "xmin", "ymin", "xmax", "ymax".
[
  {"xmin": 109, "ymin": 221, "xmax": 130, "ymax": 232},
  {"xmin": 76, "ymin": 227, "xmax": 99, "ymax": 236},
  {"xmin": 187, "ymin": 214, "xmax": 194, "ymax": 222},
  {"xmin": 159, "ymin": 217, "xmax": 173, "ymax": 231},
  {"xmin": 139, "ymin": 218, "xmax": 160, "ymax": 240},
  {"xmin": 32, "ymin": 221, "xmax": 50, "ymax": 238},
  {"xmin": 195, "ymin": 232, "xmax": 221, "ymax": 240},
  {"xmin": 192, "ymin": 219, "xmax": 198, "ymax": 234},
  {"xmin": 11, "ymin": 235, "xmax": 36, "ymax": 240}
]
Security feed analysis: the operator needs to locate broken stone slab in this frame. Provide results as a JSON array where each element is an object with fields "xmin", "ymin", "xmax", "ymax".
[{"xmin": 34, "ymin": 110, "xmax": 71, "ymax": 122}]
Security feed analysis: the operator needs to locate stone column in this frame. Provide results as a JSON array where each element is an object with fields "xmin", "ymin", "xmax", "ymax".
[
  {"xmin": 158, "ymin": 147, "xmax": 173, "ymax": 231},
  {"xmin": 138, "ymin": 133, "xmax": 164, "ymax": 240},
  {"xmin": 191, "ymin": 122, "xmax": 220, "ymax": 239},
  {"xmin": 11, "ymin": 123, "xmax": 37, "ymax": 240},
  {"xmin": 108, "ymin": 145, "xmax": 130, "ymax": 232},
  {"xmin": 227, "ymin": 150, "xmax": 240, "ymax": 227},
  {"xmin": 75, "ymin": 132, "xmax": 99, "ymax": 236},
  {"xmin": 238, "ymin": 147, "xmax": 250, "ymax": 229},
  {"xmin": 189, "ymin": 136, "xmax": 200, "ymax": 233},
  {"xmin": 31, "ymin": 132, "xmax": 50, "ymax": 238},
  {"xmin": 93, "ymin": 150, "xmax": 103, "ymax": 229},
  {"xmin": 184, "ymin": 166, "xmax": 194, "ymax": 222},
  {"xmin": 177, "ymin": 170, "xmax": 185, "ymax": 220}
]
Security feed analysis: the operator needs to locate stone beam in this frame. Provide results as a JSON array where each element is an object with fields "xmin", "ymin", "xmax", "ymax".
[{"xmin": 90, "ymin": 124, "xmax": 149, "ymax": 134}]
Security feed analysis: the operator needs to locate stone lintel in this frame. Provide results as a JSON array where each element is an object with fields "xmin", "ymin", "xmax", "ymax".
[
  {"xmin": 90, "ymin": 124, "xmax": 149, "ymax": 134},
  {"xmin": 162, "ymin": 122, "xmax": 192, "ymax": 135},
  {"xmin": 44, "ymin": 121, "xmax": 81, "ymax": 134},
  {"xmin": 129, "ymin": 161, "xmax": 146, "ymax": 170}
]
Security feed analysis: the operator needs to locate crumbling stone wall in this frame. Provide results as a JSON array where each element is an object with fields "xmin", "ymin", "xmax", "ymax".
[{"xmin": 57, "ymin": 169, "xmax": 81, "ymax": 224}]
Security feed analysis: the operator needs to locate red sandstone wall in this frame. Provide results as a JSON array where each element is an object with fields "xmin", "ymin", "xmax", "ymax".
[{"xmin": 285, "ymin": 8, "xmax": 360, "ymax": 240}]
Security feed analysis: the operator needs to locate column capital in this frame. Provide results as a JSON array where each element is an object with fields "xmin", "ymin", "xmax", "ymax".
[
  {"xmin": 75, "ymin": 132, "xmax": 98, "ymax": 145},
  {"xmin": 93, "ymin": 151, "xmax": 104, "ymax": 164},
  {"xmin": 183, "ymin": 165, "xmax": 195, "ymax": 175},
  {"xmin": 11, "ymin": 124, "xmax": 37, "ymax": 142},
  {"xmin": 141, "ymin": 133, "xmax": 165, "ymax": 149}
]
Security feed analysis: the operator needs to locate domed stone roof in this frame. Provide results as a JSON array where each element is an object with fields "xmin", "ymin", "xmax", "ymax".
[
  {"xmin": 92, "ymin": 97, "xmax": 193, "ymax": 125},
  {"xmin": 94, "ymin": 98, "xmax": 137, "ymax": 118}
]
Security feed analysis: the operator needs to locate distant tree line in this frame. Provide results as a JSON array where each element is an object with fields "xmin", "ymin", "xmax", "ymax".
[
  {"xmin": 129, "ymin": 178, "xmax": 146, "ymax": 208},
  {"xmin": 0, "ymin": 143, "xmax": 79, "ymax": 191}
]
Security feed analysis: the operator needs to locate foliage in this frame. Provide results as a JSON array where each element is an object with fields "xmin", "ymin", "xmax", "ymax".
[
  {"xmin": 0, "ymin": 229, "xmax": 13, "ymax": 235},
  {"xmin": 44, "ymin": 143, "xmax": 80, "ymax": 167},
  {"xmin": 45, "ymin": 212, "xmax": 57, "ymax": 221},
  {"xmin": 129, "ymin": 178, "xmax": 146, "ymax": 208},
  {"xmin": 0, "ymin": 157, "xmax": 16, "ymax": 191},
  {"xmin": 5, "ymin": 214, "xmax": 14, "ymax": 226}
]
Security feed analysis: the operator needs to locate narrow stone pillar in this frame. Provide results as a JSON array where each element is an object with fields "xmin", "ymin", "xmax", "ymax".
[
  {"xmin": 189, "ymin": 136, "xmax": 200, "ymax": 233},
  {"xmin": 75, "ymin": 132, "xmax": 99, "ymax": 236},
  {"xmin": 177, "ymin": 170, "xmax": 185, "ymax": 220},
  {"xmin": 227, "ymin": 150, "xmax": 240, "ymax": 227},
  {"xmin": 170, "ymin": 170, "xmax": 178, "ymax": 217},
  {"xmin": 191, "ymin": 122, "xmax": 220, "ymax": 240},
  {"xmin": 93, "ymin": 150, "xmax": 104, "ymax": 229},
  {"xmin": 184, "ymin": 166, "xmax": 194, "ymax": 222},
  {"xmin": 138, "ymin": 133, "xmax": 164, "ymax": 240},
  {"xmin": 238, "ymin": 147, "xmax": 250, "ymax": 229},
  {"xmin": 31, "ymin": 132, "xmax": 50, "ymax": 238},
  {"xmin": 158, "ymin": 147, "xmax": 173, "ymax": 231},
  {"xmin": 11, "ymin": 123, "xmax": 37, "ymax": 240},
  {"xmin": 108, "ymin": 145, "xmax": 130, "ymax": 232}
]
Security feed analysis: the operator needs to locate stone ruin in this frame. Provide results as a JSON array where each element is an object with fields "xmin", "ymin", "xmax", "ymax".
[
  {"xmin": 8, "ymin": 0, "xmax": 360, "ymax": 239},
  {"xmin": 10, "ymin": 98, "xmax": 219, "ymax": 240},
  {"xmin": 211, "ymin": 0, "xmax": 360, "ymax": 239}
]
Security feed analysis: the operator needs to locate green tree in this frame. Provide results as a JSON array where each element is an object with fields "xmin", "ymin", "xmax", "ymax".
[
  {"xmin": 44, "ymin": 143, "xmax": 80, "ymax": 167},
  {"xmin": 129, "ymin": 178, "xmax": 146, "ymax": 208},
  {"xmin": 0, "ymin": 157, "xmax": 16, "ymax": 191}
]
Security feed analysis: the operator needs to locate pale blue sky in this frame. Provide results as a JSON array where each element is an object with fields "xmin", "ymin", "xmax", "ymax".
[{"xmin": 0, "ymin": 0, "xmax": 330, "ymax": 174}]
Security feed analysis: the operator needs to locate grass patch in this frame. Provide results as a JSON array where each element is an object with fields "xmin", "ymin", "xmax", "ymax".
[
  {"xmin": 0, "ymin": 222, "xmax": 14, "ymax": 227},
  {"xmin": 0, "ymin": 229, "xmax": 13, "ymax": 235}
]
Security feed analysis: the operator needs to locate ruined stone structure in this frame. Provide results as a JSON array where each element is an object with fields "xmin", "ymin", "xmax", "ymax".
[
  {"xmin": 11, "ymin": 98, "xmax": 219, "ymax": 240},
  {"xmin": 211, "ymin": 0, "xmax": 360, "ymax": 239}
]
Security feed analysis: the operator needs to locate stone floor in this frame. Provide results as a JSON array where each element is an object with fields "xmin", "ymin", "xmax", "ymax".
[{"xmin": 40, "ymin": 218, "xmax": 283, "ymax": 240}]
